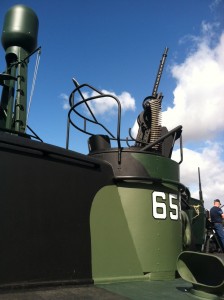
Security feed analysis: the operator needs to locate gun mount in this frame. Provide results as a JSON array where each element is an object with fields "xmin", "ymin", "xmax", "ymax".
[
  {"xmin": 135, "ymin": 47, "xmax": 168, "ymax": 150},
  {"xmin": 66, "ymin": 48, "xmax": 182, "ymax": 162}
]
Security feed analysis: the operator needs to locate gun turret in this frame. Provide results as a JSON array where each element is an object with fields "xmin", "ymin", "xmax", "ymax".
[{"xmin": 135, "ymin": 47, "xmax": 168, "ymax": 149}]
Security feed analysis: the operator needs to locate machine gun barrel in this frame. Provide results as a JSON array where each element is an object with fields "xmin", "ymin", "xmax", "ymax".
[{"xmin": 152, "ymin": 47, "xmax": 168, "ymax": 98}]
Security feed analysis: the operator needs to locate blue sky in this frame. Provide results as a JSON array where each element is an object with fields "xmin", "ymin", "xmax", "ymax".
[{"xmin": 1, "ymin": 0, "xmax": 224, "ymax": 208}]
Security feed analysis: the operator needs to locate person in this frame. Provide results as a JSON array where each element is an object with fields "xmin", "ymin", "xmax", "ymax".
[{"xmin": 210, "ymin": 199, "xmax": 224, "ymax": 249}]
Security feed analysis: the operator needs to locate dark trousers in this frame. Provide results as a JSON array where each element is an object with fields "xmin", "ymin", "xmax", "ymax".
[{"xmin": 214, "ymin": 223, "xmax": 224, "ymax": 248}]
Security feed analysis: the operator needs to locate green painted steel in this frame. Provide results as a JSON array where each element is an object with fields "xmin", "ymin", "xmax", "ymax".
[
  {"xmin": 188, "ymin": 197, "xmax": 206, "ymax": 250},
  {"xmin": 2, "ymin": 5, "xmax": 38, "ymax": 53},
  {"xmin": 90, "ymin": 185, "xmax": 144, "ymax": 282},
  {"xmin": 98, "ymin": 279, "xmax": 194, "ymax": 300},
  {"xmin": 0, "ymin": 5, "xmax": 38, "ymax": 133},
  {"xmin": 117, "ymin": 183, "xmax": 181, "ymax": 280},
  {"xmin": 91, "ymin": 152, "xmax": 182, "ymax": 282},
  {"xmin": 14, "ymin": 48, "xmax": 28, "ymax": 132},
  {"xmin": 1, "ymin": 47, "xmax": 28, "ymax": 133},
  {"xmin": 4, "ymin": 63, "xmax": 16, "ymax": 130},
  {"xmin": 177, "ymin": 251, "xmax": 224, "ymax": 298},
  {"xmin": 131, "ymin": 152, "xmax": 179, "ymax": 182}
]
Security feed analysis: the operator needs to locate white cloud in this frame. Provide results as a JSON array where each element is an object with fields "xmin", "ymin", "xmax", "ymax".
[
  {"xmin": 164, "ymin": 23, "xmax": 224, "ymax": 207},
  {"xmin": 61, "ymin": 22, "xmax": 224, "ymax": 207},
  {"xmin": 132, "ymin": 22, "xmax": 224, "ymax": 206},
  {"xmin": 61, "ymin": 89, "xmax": 136, "ymax": 116},
  {"xmin": 59, "ymin": 93, "xmax": 70, "ymax": 110},
  {"xmin": 209, "ymin": 0, "xmax": 222, "ymax": 11},
  {"xmin": 131, "ymin": 30, "xmax": 224, "ymax": 141},
  {"xmin": 172, "ymin": 142, "xmax": 224, "ymax": 209},
  {"xmin": 131, "ymin": 119, "xmax": 139, "ymax": 138},
  {"xmin": 163, "ymin": 31, "xmax": 224, "ymax": 141},
  {"xmin": 84, "ymin": 89, "xmax": 136, "ymax": 116}
]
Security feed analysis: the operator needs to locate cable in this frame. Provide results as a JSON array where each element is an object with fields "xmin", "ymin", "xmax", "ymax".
[{"xmin": 26, "ymin": 49, "xmax": 41, "ymax": 128}]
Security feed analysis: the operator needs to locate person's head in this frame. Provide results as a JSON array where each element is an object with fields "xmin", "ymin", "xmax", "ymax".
[{"xmin": 214, "ymin": 199, "xmax": 221, "ymax": 207}]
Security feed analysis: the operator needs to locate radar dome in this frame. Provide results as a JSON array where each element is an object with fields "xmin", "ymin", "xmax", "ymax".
[{"xmin": 1, "ymin": 5, "xmax": 39, "ymax": 54}]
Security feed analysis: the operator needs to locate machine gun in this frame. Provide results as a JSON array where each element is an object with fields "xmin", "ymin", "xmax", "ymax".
[{"xmin": 135, "ymin": 47, "xmax": 168, "ymax": 149}]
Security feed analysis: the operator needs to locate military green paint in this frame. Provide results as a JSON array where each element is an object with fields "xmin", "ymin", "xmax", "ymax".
[
  {"xmin": 91, "ymin": 153, "xmax": 182, "ymax": 282},
  {"xmin": 117, "ymin": 184, "xmax": 182, "ymax": 279},
  {"xmin": 1, "ymin": 5, "xmax": 38, "ymax": 132},
  {"xmin": 177, "ymin": 251, "xmax": 224, "ymax": 298},
  {"xmin": 131, "ymin": 152, "xmax": 179, "ymax": 182},
  {"xmin": 3, "ymin": 47, "xmax": 28, "ymax": 133},
  {"xmin": 90, "ymin": 185, "xmax": 143, "ymax": 282},
  {"xmin": 128, "ymin": 152, "xmax": 182, "ymax": 278},
  {"xmin": 91, "ymin": 187, "xmax": 182, "ymax": 281},
  {"xmin": 2, "ymin": 5, "xmax": 38, "ymax": 53},
  {"xmin": 14, "ymin": 47, "xmax": 28, "ymax": 132},
  {"xmin": 98, "ymin": 279, "xmax": 194, "ymax": 300},
  {"xmin": 188, "ymin": 198, "xmax": 206, "ymax": 248},
  {"xmin": 5, "ymin": 64, "xmax": 16, "ymax": 130}
]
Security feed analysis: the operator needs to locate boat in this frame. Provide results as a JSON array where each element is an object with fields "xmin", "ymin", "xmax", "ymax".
[{"xmin": 0, "ymin": 4, "xmax": 223, "ymax": 299}]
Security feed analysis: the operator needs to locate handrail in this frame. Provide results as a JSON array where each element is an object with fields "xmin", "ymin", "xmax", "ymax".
[
  {"xmin": 66, "ymin": 82, "xmax": 122, "ymax": 150},
  {"xmin": 140, "ymin": 125, "xmax": 182, "ymax": 151},
  {"xmin": 140, "ymin": 125, "xmax": 183, "ymax": 164},
  {"xmin": 65, "ymin": 80, "xmax": 183, "ymax": 164}
]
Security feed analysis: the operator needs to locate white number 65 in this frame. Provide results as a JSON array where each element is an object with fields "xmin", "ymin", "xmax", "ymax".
[{"xmin": 152, "ymin": 191, "xmax": 179, "ymax": 220}]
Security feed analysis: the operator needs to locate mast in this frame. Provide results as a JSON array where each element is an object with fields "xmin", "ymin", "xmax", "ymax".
[
  {"xmin": 198, "ymin": 167, "xmax": 204, "ymax": 203},
  {"xmin": 0, "ymin": 5, "xmax": 38, "ymax": 134}
]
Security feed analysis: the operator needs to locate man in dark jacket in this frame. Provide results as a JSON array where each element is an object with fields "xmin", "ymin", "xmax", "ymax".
[{"xmin": 210, "ymin": 199, "xmax": 224, "ymax": 248}]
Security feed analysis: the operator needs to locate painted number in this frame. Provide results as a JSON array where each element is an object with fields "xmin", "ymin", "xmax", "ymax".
[
  {"xmin": 152, "ymin": 191, "xmax": 179, "ymax": 220},
  {"xmin": 169, "ymin": 194, "xmax": 179, "ymax": 220}
]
